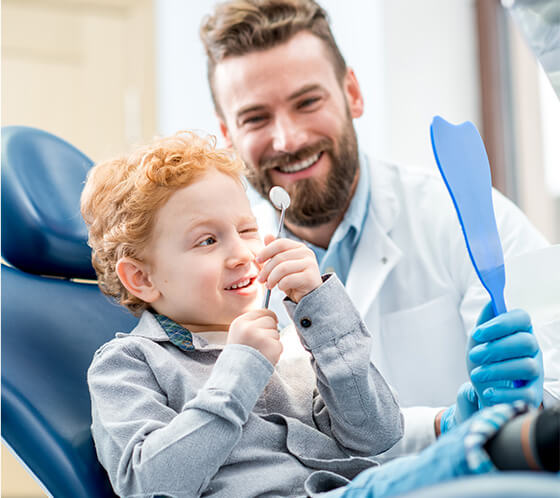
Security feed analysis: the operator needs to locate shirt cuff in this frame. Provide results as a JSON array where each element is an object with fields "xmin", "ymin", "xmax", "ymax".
[
  {"xmin": 198, "ymin": 344, "xmax": 274, "ymax": 417},
  {"xmin": 283, "ymin": 273, "xmax": 363, "ymax": 350},
  {"xmin": 373, "ymin": 406, "xmax": 442, "ymax": 462}
]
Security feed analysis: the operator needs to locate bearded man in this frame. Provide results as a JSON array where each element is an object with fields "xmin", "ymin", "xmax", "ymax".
[{"xmin": 200, "ymin": 0, "xmax": 558, "ymax": 458}]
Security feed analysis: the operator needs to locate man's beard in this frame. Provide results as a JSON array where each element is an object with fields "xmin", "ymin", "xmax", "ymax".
[{"xmin": 247, "ymin": 119, "xmax": 359, "ymax": 228}]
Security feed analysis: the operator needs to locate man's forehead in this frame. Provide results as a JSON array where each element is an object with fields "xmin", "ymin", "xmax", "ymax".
[{"xmin": 213, "ymin": 34, "xmax": 338, "ymax": 115}]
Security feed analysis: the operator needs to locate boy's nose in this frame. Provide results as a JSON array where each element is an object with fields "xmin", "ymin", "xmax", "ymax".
[
  {"xmin": 225, "ymin": 238, "xmax": 254, "ymax": 268},
  {"xmin": 271, "ymin": 114, "xmax": 308, "ymax": 153}
]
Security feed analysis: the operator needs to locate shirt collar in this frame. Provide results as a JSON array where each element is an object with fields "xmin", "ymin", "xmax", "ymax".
[
  {"xmin": 153, "ymin": 313, "xmax": 195, "ymax": 351},
  {"xmin": 332, "ymin": 152, "xmax": 371, "ymax": 247},
  {"xmin": 126, "ymin": 311, "xmax": 227, "ymax": 351}
]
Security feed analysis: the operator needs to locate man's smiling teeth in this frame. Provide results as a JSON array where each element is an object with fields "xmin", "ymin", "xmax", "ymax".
[
  {"xmin": 226, "ymin": 279, "xmax": 251, "ymax": 290},
  {"xmin": 277, "ymin": 152, "xmax": 320, "ymax": 173}
]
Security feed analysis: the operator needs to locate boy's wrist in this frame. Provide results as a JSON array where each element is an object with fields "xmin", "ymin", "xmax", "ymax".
[
  {"xmin": 285, "ymin": 274, "xmax": 360, "ymax": 350},
  {"xmin": 283, "ymin": 273, "xmax": 330, "ymax": 304}
]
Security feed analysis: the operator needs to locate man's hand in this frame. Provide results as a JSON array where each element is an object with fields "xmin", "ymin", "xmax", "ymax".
[
  {"xmin": 437, "ymin": 301, "xmax": 544, "ymax": 436},
  {"xmin": 256, "ymin": 235, "xmax": 322, "ymax": 303},
  {"xmin": 227, "ymin": 309, "xmax": 282, "ymax": 365},
  {"xmin": 468, "ymin": 302, "xmax": 544, "ymax": 409}
]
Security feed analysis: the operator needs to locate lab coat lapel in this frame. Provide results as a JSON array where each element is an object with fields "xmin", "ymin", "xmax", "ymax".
[
  {"xmin": 346, "ymin": 208, "xmax": 401, "ymax": 317},
  {"xmin": 346, "ymin": 158, "xmax": 403, "ymax": 318}
]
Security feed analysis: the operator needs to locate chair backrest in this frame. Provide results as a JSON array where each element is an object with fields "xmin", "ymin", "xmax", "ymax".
[{"xmin": 1, "ymin": 126, "xmax": 138, "ymax": 498}]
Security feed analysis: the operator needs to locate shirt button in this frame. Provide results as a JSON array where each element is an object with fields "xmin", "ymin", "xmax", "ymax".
[
  {"xmin": 381, "ymin": 256, "xmax": 388, "ymax": 264},
  {"xmin": 300, "ymin": 317, "xmax": 312, "ymax": 328}
]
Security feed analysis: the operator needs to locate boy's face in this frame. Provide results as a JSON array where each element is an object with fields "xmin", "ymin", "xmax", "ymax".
[{"xmin": 144, "ymin": 169, "xmax": 264, "ymax": 331}]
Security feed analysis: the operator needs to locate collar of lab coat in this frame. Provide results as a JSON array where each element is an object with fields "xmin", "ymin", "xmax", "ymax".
[
  {"xmin": 345, "ymin": 154, "xmax": 403, "ymax": 317},
  {"xmin": 365, "ymin": 153, "xmax": 401, "ymax": 234}
]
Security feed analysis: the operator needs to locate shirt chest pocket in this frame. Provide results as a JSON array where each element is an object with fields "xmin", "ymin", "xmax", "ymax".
[{"xmin": 377, "ymin": 294, "xmax": 468, "ymax": 407}]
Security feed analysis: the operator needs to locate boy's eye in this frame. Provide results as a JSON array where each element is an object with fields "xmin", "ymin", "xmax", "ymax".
[
  {"xmin": 198, "ymin": 236, "xmax": 216, "ymax": 247},
  {"xmin": 240, "ymin": 227, "xmax": 259, "ymax": 237}
]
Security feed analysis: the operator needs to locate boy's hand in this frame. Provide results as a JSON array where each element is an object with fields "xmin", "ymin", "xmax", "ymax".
[
  {"xmin": 227, "ymin": 309, "xmax": 282, "ymax": 365},
  {"xmin": 256, "ymin": 235, "xmax": 322, "ymax": 303}
]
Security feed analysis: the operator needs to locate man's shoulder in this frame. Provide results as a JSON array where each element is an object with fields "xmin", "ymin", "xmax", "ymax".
[
  {"xmin": 369, "ymin": 157, "xmax": 444, "ymax": 194},
  {"xmin": 366, "ymin": 157, "xmax": 456, "ymax": 225}
]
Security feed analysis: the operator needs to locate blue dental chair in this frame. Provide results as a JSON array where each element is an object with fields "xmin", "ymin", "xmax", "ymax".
[{"xmin": 1, "ymin": 126, "xmax": 138, "ymax": 497}]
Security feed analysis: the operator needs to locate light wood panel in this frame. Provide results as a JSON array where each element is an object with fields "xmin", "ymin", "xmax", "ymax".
[{"xmin": 1, "ymin": 0, "xmax": 155, "ymax": 494}]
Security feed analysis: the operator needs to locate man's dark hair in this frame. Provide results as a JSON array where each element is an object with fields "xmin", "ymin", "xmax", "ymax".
[{"xmin": 200, "ymin": 0, "xmax": 347, "ymax": 117}]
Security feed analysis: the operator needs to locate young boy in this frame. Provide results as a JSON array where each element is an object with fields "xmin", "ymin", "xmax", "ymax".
[{"xmin": 82, "ymin": 131, "xmax": 403, "ymax": 497}]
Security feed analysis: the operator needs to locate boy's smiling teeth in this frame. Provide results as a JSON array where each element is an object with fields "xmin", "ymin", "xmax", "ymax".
[
  {"xmin": 226, "ymin": 278, "xmax": 252, "ymax": 290},
  {"xmin": 277, "ymin": 152, "xmax": 321, "ymax": 173}
]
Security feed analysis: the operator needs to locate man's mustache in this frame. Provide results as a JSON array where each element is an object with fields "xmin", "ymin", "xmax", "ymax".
[{"xmin": 258, "ymin": 138, "xmax": 333, "ymax": 171}]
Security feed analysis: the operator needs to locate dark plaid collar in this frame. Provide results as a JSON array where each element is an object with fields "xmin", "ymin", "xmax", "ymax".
[{"xmin": 153, "ymin": 313, "xmax": 195, "ymax": 352}]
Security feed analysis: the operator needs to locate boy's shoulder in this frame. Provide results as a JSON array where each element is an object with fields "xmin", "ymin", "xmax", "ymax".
[{"xmin": 88, "ymin": 312, "xmax": 171, "ymax": 371}]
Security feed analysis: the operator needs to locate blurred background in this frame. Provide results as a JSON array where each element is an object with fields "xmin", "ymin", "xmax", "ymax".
[{"xmin": 1, "ymin": 0, "xmax": 559, "ymax": 495}]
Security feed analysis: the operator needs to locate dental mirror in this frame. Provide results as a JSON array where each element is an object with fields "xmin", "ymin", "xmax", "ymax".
[
  {"xmin": 269, "ymin": 186, "xmax": 291, "ymax": 211},
  {"xmin": 263, "ymin": 186, "xmax": 291, "ymax": 308}
]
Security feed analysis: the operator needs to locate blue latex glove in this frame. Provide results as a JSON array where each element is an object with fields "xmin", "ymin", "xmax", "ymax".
[
  {"xmin": 440, "ymin": 382, "xmax": 479, "ymax": 434},
  {"xmin": 467, "ymin": 301, "xmax": 543, "ymax": 409}
]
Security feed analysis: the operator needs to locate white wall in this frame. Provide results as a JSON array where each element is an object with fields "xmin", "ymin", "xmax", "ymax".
[
  {"xmin": 378, "ymin": 0, "xmax": 481, "ymax": 168},
  {"xmin": 155, "ymin": 1, "xmax": 220, "ymax": 138},
  {"xmin": 155, "ymin": 0, "xmax": 481, "ymax": 171}
]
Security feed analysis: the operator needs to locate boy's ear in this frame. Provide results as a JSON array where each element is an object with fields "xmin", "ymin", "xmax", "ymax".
[{"xmin": 116, "ymin": 257, "xmax": 160, "ymax": 303}]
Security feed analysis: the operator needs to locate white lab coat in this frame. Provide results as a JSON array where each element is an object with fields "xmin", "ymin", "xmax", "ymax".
[{"xmin": 252, "ymin": 155, "xmax": 559, "ymax": 458}]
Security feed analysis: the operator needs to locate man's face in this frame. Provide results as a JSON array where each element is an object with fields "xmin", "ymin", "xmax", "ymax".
[{"xmin": 213, "ymin": 31, "xmax": 364, "ymax": 227}]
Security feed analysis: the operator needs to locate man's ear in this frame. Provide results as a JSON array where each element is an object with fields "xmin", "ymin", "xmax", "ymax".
[
  {"xmin": 116, "ymin": 257, "xmax": 160, "ymax": 303},
  {"xmin": 218, "ymin": 115, "xmax": 233, "ymax": 148},
  {"xmin": 344, "ymin": 68, "xmax": 364, "ymax": 119}
]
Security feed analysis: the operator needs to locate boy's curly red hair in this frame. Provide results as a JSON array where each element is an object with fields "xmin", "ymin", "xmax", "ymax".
[{"xmin": 81, "ymin": 131, "xmax": 246, "ymax": 314}]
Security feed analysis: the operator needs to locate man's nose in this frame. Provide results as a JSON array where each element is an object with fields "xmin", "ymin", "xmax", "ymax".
[{"xmin": 271, "ymin": 114, "xmax": 308, "ymax": 152}]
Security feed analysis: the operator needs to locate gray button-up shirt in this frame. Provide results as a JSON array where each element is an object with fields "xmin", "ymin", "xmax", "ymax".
[{"xmin": 88, "ymin": 275, "xmax": 403, "ymax": 497}]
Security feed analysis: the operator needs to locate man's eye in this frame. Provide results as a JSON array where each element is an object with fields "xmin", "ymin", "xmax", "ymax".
[
  {"xmin": 198, "ymin": 236, "xmax": 216, "ymax": 247},
  {"xmin": 242, "ymin": 115, "xmax": 268, "ymax": 127},
  {"xmin": 298, "ymin": 97, "xmax": 321, "ymax": 109}
]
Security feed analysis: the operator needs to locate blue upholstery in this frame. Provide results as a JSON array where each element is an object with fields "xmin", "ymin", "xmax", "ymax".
[
  {"xmin": 1, "ymin": 126, "xmax": 96, "ymax": 279},
  {"xmin": 1, "ymin": 126, "xmax": 137, "ymax": 498}
]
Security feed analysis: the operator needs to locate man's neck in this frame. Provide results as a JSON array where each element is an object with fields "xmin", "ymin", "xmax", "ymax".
[
  {"xmin": 284, "ymin": 168, "xmax": 360, "ymax": 250},
  {"xmin": 285, "ymin": 216, "xmax": 342, "ymax": 249}
]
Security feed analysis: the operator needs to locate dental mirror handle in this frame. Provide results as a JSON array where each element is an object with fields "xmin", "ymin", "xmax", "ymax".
[{"xmin": 262, "ymin": 207, "xmax": 287, "ymax": 309}]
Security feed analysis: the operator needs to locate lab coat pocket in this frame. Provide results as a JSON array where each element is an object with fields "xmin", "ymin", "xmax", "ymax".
[{"xmin": 380, "ymin": 294, "xmax": 468, "ymax": 407}]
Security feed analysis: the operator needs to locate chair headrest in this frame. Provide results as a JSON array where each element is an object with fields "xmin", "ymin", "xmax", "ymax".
[{"xmin": 1, "ymin": 126, "xmax": 97, "ymax": 279}]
